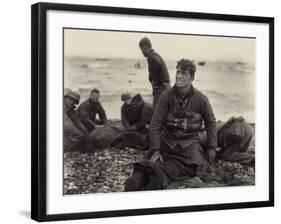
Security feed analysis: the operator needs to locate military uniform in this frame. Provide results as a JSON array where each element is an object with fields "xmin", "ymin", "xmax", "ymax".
[
  {"xmin": 146, "ymin": 49, "xmax": 171, "ymax": 108},
  {"xmin": 121, "ymin": 93, "xmax": 153, "ymax": 133},
  {"xmin": 216, "ymin": 117, "xmax": 254, "ymax": 165},
  {"xmin": 64, "ymin": 102, "xmax": 89, "ymax": 152},
  {"xmin": 125, "ymin": 85, "xmax": 217, "ymax": 190},
  {"xmin": 77, "ymin": 99, "xmax": 107, "ymax": 132}
]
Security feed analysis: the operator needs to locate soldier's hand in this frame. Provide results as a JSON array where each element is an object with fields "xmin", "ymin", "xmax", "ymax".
[
  {"xmin": 206, "ymin": 148, "xmax": 216, "ymax": 164},
  {"xmin": 151, "ymin": 150, "xmax": 163, "ymax": 162}
]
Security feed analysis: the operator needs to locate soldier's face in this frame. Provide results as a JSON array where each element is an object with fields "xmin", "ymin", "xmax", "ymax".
[
  {"xmin": 90, "ymin": 92, "xmax": 100, "ymax": 102},
  {"xmin": 175, "ymin": 69, "xmax": 193, "ymax": 87},
  {"xmin": 140, "ymin": 45, "xmax": 150, "ymax": 57},
  {"xmin": 65, "ymin": 96, "xmax": 76, "ymax": 108}
]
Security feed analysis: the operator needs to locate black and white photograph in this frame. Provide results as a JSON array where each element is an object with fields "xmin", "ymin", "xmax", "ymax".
[
  {"xmin": 63, "ymin": 28, "xmax": 256, "ymax": 195},
  {"xmin": 0, "ymin": 0, "xmax": 278, "ymax": 223},
  {"xmin": 30, "ymin": 2, "xmax": 274, "ymax": 222}
]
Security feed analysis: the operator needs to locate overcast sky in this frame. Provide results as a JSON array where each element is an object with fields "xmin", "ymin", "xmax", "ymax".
[{"xmin": 64, "ymin": 29, "xmax": 255, "ymax": 63}]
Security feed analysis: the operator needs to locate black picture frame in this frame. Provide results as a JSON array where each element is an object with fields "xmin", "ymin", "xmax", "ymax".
[{"xmin": 31, "ymin": 2, "xmax": 274, "ymax": 222}]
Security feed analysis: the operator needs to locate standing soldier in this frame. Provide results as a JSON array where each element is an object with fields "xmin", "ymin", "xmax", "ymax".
[
  {"xmin": 124, "ymin": 59, "xmax": 217, "ymax": 191},
  {"xmin": 78, "ymin": 88, "xmax": 107, "ymax": 132},
  {"xmin": 139, "ymin": 37, "xmax": 171, "ymax": 109}
]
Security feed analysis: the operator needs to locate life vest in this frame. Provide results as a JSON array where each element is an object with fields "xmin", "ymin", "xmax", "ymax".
[{"xmin": 165, "ymin": 112, "xmax": 203, "ymax": 133}]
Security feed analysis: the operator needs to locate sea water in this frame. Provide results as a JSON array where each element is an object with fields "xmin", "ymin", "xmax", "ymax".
[{"xmin": 65, "ymin": 57, "xmax": 255, "ymax": 123}]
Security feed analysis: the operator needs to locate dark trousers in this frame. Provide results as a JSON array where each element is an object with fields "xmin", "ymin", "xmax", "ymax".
[{"xmin": 152, "ymin": 83, "xmax": 171, "ymax": 110}]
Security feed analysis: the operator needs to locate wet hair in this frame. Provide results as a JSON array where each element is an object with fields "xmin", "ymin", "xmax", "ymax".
[
  {"xmin": 176, "ymin": 59, "xmax": 196, "ymax": 78},
  {"xmin": 139, "ymin": 37, "xmax": 152, "ymax": 48},
  {"xmin": 90, "ymin": 88, "xmax": 100, "ymax": 95}
]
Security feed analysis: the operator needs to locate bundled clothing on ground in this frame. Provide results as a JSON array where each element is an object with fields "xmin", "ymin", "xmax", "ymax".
[
  {"xmin": 88, "ymin": 125, "xmax": 148, "ymax": 151},
  {"xmin": 146, "ymin": 49, "xmax": 171, "ymax": 108},
  {"xmin": 78, "ymin": 99, "xmax": 107, "ymax": 132},
  {"xmin": 121, "ymin": 93, "xmax": 153, "ymax": 133}
]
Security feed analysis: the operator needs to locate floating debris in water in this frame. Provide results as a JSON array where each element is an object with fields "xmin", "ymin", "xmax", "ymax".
[{"xmin": 198, "ymin": 61, "xmax": 206, "ymax": 66}]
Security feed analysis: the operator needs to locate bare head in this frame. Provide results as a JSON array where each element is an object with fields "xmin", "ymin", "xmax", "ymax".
[
  {"xmin": 175, "ymin": 59, "xmax": 196, "ymax": 88},
  {"xmin": 90, "ymin": 88, "xmax": 100, "ymax": 103},
  {"xmin": 139, "ymin": 37, "xmax": 152, "ymax": 57}
]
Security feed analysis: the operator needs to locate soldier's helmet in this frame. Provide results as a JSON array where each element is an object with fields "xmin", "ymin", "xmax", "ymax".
[{"xmin": 64, "ymin": 88, "xmax": 80, "ymax": 104}]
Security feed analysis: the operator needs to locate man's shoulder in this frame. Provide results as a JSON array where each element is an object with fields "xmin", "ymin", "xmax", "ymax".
[
  {"xmin": 78, "ymin": 99, "xmax": 90, "ymax": 109},
  {"xmin": 193, "ymin": 87, "xmax": 208, "ymax": 100},
  {"xmin": 147, "ymin": 50, "xmax": 162, "ymax": 63},
  {"xmin": 97, "ymin": 101, "xmax": 105, "ymax": 109},
  {"xmin": 165, "ymin": 87, "xmax": 174, "ymax": 95},
  {"xmin": 158, "ymin": 87, "xmax": 173, "ymax": 103},
  {"xmin": 121, "ymin": 103, "xmax": 127, "ymax": 111},
  {"xmin": 143, "ymin": 102, "xmax": 153, "ymax": 111}
]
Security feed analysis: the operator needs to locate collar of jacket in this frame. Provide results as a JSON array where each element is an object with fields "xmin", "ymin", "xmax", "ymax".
[
  {"xmin": 89, "ymin": 98, "xmax": 99, "ymax": 105},
  {"xmin": 173, "ymin": 84, "xmax": 195, "ymax": 100},
  {"xmin": 146, "ymin": 49, "xmax": 154, "ymax": 57}
]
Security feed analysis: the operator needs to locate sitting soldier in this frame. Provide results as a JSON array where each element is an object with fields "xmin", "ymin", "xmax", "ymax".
[
  {"xmin": 198, "ymin": 116, "xmax": 255, "ymax": 166},
  {"xmin": 124, "ymin": 57, "xmax": 255, "ymax": 191},
  {"xmin": 121, "ymin": 92, "xmax": 153, "ymax": 134},
  {"xmin": 63, "ymin": 89, "xmax": 90, "ymax": 152},
  {"xmin": 216, "ymin": 116, "xmax": 255, "ymax": 165},
  {"xmin": 78, "ymin": 88, "xmax": 107, "ymax": 132},
  {"xmin": 124, "ymin": 59, "xmax": 218, "ymax": 191}
]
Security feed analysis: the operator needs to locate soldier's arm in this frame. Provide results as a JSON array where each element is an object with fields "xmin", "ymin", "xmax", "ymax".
[
  {"xmin": 121, "ymin": 107, "xmax": 131, "ymax": 129},
  {"xmin": 70, "ymin": 110, "xmax": 89, "ymax": 134},
  {"xmin": 134, "ymin": 104, "xmax": 152, "ymax": 132},
  {"xmin": 96, "ymin": 102, "xmax": 107, "ymax": 125},
  {"xmin": 78, "ymin": 106, "xmax": 96, "ymax": 131},
  {"xmin": 64, "ymin": 111, "xmax": 84, "ymax": 137},
  {"xmin": 149, "ymin": 90, "xmax": 170, "ymax": 150},
  {"xmin": 148, "ymin": 56, "xmax": 161, "ymax": 85},
  {"xmin": 201, "ymin": 96, "xmax": 217, "ymax": 149}
]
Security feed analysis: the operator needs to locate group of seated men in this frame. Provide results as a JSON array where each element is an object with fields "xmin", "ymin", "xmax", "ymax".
[
  {"xmin": 64, "ymin": 88, "xmax": 152, "ymax": 152},
  {"xmin": 64, "ymin": 59, "xmax": 255, "ymax": 191}
]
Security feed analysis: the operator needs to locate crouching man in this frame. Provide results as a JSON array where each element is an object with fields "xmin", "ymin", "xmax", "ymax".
[
  {"xmin": 114, "ymin": 92, "xmax": 153, "ymax": 151},
  {"xmin": 124, "ymin": 59, "xmax": 217, "ymax": 191},
  {"xmin": 78, "ymin": 88, "xmax": 107, "ymax": 132},
  {"xmin": 64, "ymin": 89, "xmax": 90, "ymax": 152},
  {"xmin": 216, "ymin": 116, "xmax": 255, "ymax": 165},
  {"xmin": 121, "ymin": 92, "xmax": 153, "ymax": 134}
]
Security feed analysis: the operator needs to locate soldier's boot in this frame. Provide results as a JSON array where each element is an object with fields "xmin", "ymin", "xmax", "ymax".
[{"xmin": 124, "ymin": 171, "xmax": 147, "ymax": 191}]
